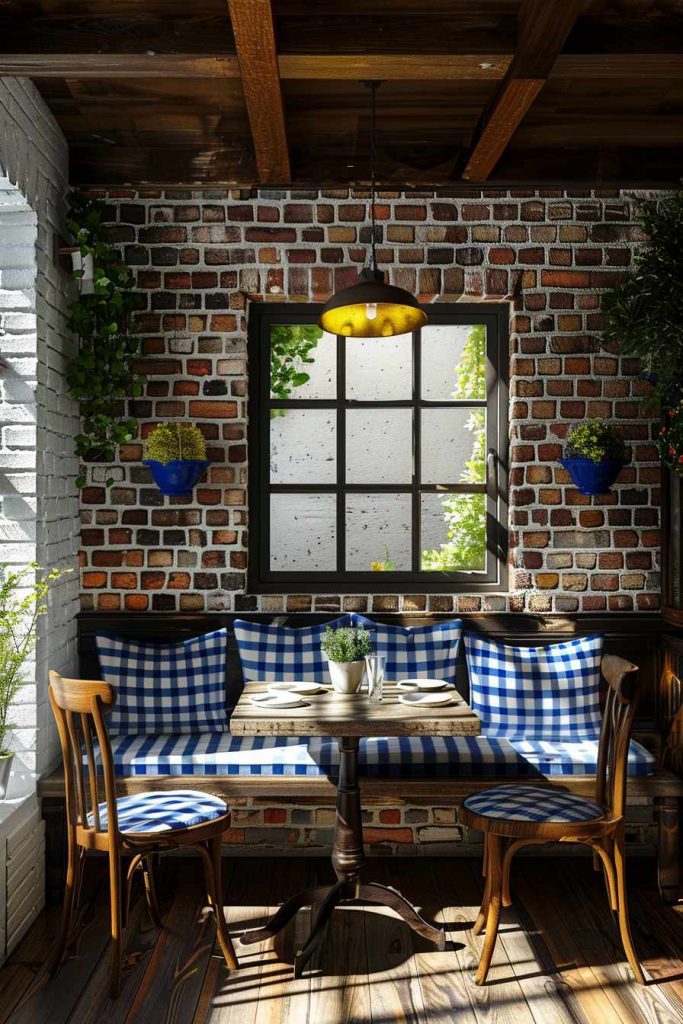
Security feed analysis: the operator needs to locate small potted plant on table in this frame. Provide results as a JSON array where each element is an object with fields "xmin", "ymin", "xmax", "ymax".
[
  {"xmin": 143, "ymin": 422, "xmax": 210, "ymax": 497},
  {"xmin": 560, "ymin": 419, "xmax": 628, "ymax": 496},
  {"xmin": 1, "ymin": 563, "xmax": 70, "ymax": 799},
  {"xmin": 321, "ymin": 626, "xmax": 373, "ymax": 694}
]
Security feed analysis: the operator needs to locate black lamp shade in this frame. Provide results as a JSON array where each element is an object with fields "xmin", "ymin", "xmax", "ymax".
[{"xmin": 319, "ymin": 268, "xmax": 427, "ymax": 338}]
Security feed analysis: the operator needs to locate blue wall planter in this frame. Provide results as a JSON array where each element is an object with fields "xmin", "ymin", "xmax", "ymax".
[
  {"xmin": 143, "ymin": 459, "xmax": 210, "ymax": 497},
  {"xmin": 560, "ymin": 457, "xmax": 626, "ymax": 496}
]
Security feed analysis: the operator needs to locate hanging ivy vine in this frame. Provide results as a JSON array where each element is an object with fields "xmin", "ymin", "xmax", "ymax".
[{"xmin": 66, "ymin": 190, "xmax": 145, "ymax": 486}]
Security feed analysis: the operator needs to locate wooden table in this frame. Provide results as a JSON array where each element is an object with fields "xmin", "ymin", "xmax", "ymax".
[{"xmin": 231, "ymin": 681, "xmax": 481, "ymax": 977}]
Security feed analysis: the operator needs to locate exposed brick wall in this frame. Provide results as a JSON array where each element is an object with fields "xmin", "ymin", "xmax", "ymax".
[{"xmin": 78, "ymin": 187, "xmax": 662, "ymax": 615}]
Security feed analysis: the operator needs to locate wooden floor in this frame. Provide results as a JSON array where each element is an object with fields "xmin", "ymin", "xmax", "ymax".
[{"xmin": 1, "ymin": 855, "xmax": 682, "ymax": 1024}]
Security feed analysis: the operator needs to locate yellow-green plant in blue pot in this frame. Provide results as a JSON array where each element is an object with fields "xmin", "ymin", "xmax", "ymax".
[
  {"xmin": 143, "ymin": 423, "xmax": 210, "ymax": 497},
  {"xmin": 560, "ymin": 419, "xmax": 628, "ymax": 496}
]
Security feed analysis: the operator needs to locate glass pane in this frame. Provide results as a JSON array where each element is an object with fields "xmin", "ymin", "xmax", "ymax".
[
  {"xmin": 345, "ymin": 493, "xmax": 412, "ymax": 571},
  {"xmin": 421, "ymin": 492, "xmax": 486, "ymax": 572},
  {"xmin": 270, "ymin": 493, "xmax": 336, "ymax": 571},
  {"xmin": 346, "ymin": 334, "xmax": 412, "ymax": 400},
  {"xmin": 270, "ymin": 325, "xmax": 336, "ymax": 400},
  {"xmin": 346, "ymin": 408, "xmax": 413, "ymax": 484},
  {"xmin": 421, "ymin": 323, "xmax": 486, "ymax": 401},
  {"xmin": 270, "ymin": 409, "xmax": 336, "ymax": 484},
  {"xmin": 421, "ymin": 408, "xmax": 486, "ymax": 484}
]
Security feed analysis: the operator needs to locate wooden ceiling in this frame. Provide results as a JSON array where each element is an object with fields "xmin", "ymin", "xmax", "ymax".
[{"xmin": 1, "ymin": 0, "xmax": 682, "ymax": 188}]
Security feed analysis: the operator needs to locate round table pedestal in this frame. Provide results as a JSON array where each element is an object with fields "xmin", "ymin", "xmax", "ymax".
[{"xmin": 240, "ymin": 736, "xmax": 446, "ymax": 978}]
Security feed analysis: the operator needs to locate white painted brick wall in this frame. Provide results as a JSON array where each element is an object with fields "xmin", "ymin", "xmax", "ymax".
[{"xmin": 0, "ymin": 78, "xmax": 80, "ymax": 961}]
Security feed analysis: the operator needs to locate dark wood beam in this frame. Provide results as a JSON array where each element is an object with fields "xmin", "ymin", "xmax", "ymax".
[
  {"xmin": 226, "ymin": 0, "xmax": 290, "ymax": 184},
  {"xmin": 462, "ymin": 0, "xmax": 587, "ymax": 182},
  {"xmin": 0, "ymin": 54, "xmax": 241, "ymax": 79}
]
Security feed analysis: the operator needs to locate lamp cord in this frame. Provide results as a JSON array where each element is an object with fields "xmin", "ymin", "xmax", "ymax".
[{"xmin": 369, "ymin": 80, "xmax": 378, "ymax": 273}]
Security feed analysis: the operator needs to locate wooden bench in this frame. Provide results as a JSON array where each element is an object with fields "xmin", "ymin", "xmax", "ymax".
[{"xmin": 38, "ymin": 611, "xmax": 683, "ymax": 904}]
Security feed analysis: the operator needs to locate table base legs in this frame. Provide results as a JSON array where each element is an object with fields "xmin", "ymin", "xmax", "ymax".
[{"xmin": 241, "ymin": 877, "xmax": 446, "ymax": 978}]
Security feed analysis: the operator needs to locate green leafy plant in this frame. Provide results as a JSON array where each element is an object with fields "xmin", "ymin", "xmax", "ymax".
[
  {"xmin": 422, "ymin": 323, "xmax": 487, "ymax": 572},
  {"xmin": 270, "ymin": 324, "xmax": 322, "ymax": 416},
  {"xmin": 0, "ymin": 564, "xmax": 72, "ymax": 756},
  {"xmin": 320, "ymin": 626, "xmax": 373, "ymax": 664},
  {"xmin": 145, "ymin": 423, "xmax": 208, "ymax": 465},
  {"xmin": 66, "ymin": 190, "xmax": 145, "ymax": 486},
  {"xmin": 601, "ymin": 191, "xmax": 683, "ymax": 406},
  {"xmin": 370, "ymin": 546, "xmax": 395, "ymax": 572},
  {"xmin": 659, "ymin": 397, "xmax": 683, "ymax": 474},
  {"xmin": 565, "ymin": 419, "xmax": 625, "ymax": 463}
]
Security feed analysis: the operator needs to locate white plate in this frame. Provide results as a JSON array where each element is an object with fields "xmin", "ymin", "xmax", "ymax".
[
  {"xmin": 268, "ymin": 681, "xmax": 325, "ymax": 696},
  {"xmin": 249, "ymin": 693, "xmax": 309, "ymax": 710},
  {"xmin": 398, "ymin": 678, "xmax": 453, "ymax": 692},
  {"xmin": 398, "ymin": 691, "xmax": 458, "ymax": 708}
]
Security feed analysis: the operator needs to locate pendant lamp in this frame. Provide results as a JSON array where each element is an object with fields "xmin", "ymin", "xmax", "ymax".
[{"xmin": 319, "ymin": 81, "xmax": 427, "ymax": 338}]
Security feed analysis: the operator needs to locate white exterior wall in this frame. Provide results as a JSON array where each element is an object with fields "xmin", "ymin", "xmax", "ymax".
[{"xmin": 0, "ymin": 78, "xmax": 79, "ymax": 960}]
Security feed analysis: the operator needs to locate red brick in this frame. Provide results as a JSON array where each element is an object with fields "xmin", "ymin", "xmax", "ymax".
[{"xmin": 364, "ymin": 827, "xmax": 413, "ymax": 844}]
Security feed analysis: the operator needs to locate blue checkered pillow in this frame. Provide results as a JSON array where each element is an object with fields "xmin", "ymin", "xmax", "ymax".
[
  {"xmin": 95, "ymin": 630, "xmax": 228, "ymax": 735},
  {"xmin": 234, "ymin": 616, "xmax": 352, "ymax": 683},
  {"xmin": 464, "ymin": 633, "xmax": 603, "ymax": 740},
  {"xmin": 351, "ymin": 615, "xmax": 462, "ymax": 682}
]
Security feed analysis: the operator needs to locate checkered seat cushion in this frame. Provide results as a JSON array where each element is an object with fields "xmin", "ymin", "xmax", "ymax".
[
  {"xmin": 95, "ymin": 629, "xmax": 228, "ymax": 734},
  {"xmin": 464, "ymin": 633, "xmax": 603, "ymax": 740},
  {"xmin": 509, "ymin": 738, "xmax": 655, "ymax": 777},
  {"xmin": 88, "ymin": 790, "xmax": 228, "ymax": 834},
  {"xmin": 352, "ymin": 615, "xmax": 462, "ymax": 682},
  {"xmin": 234, "ymin": 616, "xmax": 352, "ymax": 684},
  {"xmin": 97, "ymin": 733, "xmax": 539, "ymax": 779},
  {"xmin": 463, "ymin": 785, "xmax": 604, "ymax": 824}
]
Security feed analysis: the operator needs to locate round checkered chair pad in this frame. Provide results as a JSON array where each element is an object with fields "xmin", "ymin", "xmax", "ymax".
[
  {"xmin": 462, "ymin": 785, "xmax": 604, "ymax": 824},
  {"xmin": 89, "ymin": 790, "xmax": 229, "ymax": 834}
]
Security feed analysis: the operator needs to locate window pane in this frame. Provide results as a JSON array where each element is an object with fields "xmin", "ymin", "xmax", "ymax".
[
  {"xmin": 270, "ymin": 409, "xmax": 336, "ymax": 484},
  {"xmin": 421, "ymin": 492, "xmax": 486, "ymax": 572},
  {"xmin": 421, "ymin": 408, "xmax": 486, "ymax": 484},
  {"xmin": 421, "ymin": 323, "xmax": 486, "ymax": 401},
  {"xmin": 346, "ymin": 408, "xmax": 413, "ymax": 484},
  {"xmin": 346, "ymin": 334, "xmax": 412, "ymax": 400},
  {"xmin": 270, "ymin": 493, "xmax": 336, "ymax": 571},
  {"xmin": 270, "ymin": 325, "xmax": 336, "ymax": 400},
  {"xmin": 345, "ymin": 494, "xmax": 411, "ymax": 571}
]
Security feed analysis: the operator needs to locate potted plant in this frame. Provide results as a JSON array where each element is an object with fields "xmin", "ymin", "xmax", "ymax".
[
  {"xmin": 659, "ymin": 396, "xmax": 683, "ymax": 474},
  {"xmin": 320, "ymin": 626, "xmax": 373, "ymax": 694},
  {"xmin": 143, "ymin": 423, "xmax": 210, "ymax": 497},
  {"xmin": 560, "ymin": 419, "xmax": 628, "ymax": 496},
  {"xmin": 0, "ymin": 564, "xmax": 71, "ymax": 799}
]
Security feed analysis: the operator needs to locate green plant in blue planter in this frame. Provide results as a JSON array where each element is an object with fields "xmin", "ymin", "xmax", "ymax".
[
  {"xmin": 560, "ymin": 419, "xmax": 627, "ymax": 496},
  {"xmin": 143, "ymin": 423, "xmax": 210, "ymax": 497}
]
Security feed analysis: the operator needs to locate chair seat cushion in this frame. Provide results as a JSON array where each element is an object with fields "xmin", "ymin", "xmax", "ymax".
[
  {"xmin": 463, "ymin": 784, "xmax": 604, "ymax": 824},
  {"xmin": 89, "ymin": 790, "xmax": 228, "ymax": 834},
  {"xmin": 509, "ymin": 738, "xmax": 655, "ymax": 777},
  {"xmin": 100, "ymin": 733, "xmax": 538, "ymax": 778}
]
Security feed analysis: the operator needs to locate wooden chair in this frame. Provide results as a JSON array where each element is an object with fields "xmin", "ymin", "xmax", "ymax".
[
  {"xmin": 460, "ymin": 654, "xmax": 646, "ymax": 986},
  {"xmin": 48, "ymin": 671, "xmax": 238, "ymax": 997}
]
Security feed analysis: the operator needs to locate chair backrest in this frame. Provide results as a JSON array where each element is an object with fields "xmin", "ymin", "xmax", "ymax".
[
  {"xmin": 48, "ymin": 670, "xmax": 118, "ymax": 836},
  {"xmin": 596, "ymin": 655, "xmax": 640, "ymax": 820}
]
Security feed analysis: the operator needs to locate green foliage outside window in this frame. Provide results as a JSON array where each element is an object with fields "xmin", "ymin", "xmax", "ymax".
[{"xmin": 270, "ymin": 325, "xmax": 322, "ymax": 416}]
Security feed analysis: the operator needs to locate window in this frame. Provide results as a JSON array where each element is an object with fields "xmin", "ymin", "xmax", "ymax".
[{"xmin": 248, "ymin": 303, "xmax": 508, "ymax": 593}]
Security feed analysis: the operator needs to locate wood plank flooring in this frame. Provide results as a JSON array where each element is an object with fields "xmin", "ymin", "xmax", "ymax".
[{"xmin": 1, "ymin": 855, "xmax": 682, "ymax": 1024}]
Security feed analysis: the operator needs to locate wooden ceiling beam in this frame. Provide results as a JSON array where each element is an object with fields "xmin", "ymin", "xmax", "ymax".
[
  {"xmin": 226, "ymin": 0, "xmax": 290, "ymax": 184},
  {"xmin": 0, "ymin": 55, "xmax": 241, "ymax": 79},
  {"xmin": 461, "ymin": 0, "xmax": 587, "ymax": 182}
]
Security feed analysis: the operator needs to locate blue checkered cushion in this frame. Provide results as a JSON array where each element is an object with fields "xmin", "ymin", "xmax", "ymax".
[
  {"xmin": 464, "ymin": 633, "xmax": 603, "ymax": 740},
  {"xmin": 89, "ymin": 790, "xmax": 228, "ymax": 833},
  {"xmin": 95, "ymin": 630, "xmax": 228, "ymax": 735},
  {"xmin": 352, "ymin": 615, "xmax": 462, "ymax": 682},
  {"xmin": 234, "ymin": 616, "xmax": 352, "ymax": 684},
  {"xmin": 510, "ymin": 738, "xmax": 655, "ymax": 777},
  {"xmin": 463, "ymin": 784, "xmax": 604, "ymax": 823},
  {"xmin": 94, "ymin": 733, "xmax": 537, "ymax": 779}
]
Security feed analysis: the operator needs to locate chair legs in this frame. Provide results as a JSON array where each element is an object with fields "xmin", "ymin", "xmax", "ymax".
[
  {"xmin": 613, "ymin": 826, "xmax": 646, "ymax": 984},
  {"xmin": 142, "ymin": 855, "xmax": 164, "ymax": 928},
  {"xmin": 197, "ymin": 838, "xmax": 239, "ymax": 971},
  {"xmin": 108, "ymin": 851, "xmax": 124, "ymax": 998},
  {"xmin": 474, "ymin": 833, "xmax": 503, "ymax": 985},
  {"xmin": 49, "ymin": 832, "xmax": 84, "ymax": 973}
]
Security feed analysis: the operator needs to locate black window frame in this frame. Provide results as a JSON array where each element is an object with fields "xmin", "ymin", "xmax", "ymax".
[{"xmin": 248, "ymin": 302, "xmax": 509, "ymax": 594}]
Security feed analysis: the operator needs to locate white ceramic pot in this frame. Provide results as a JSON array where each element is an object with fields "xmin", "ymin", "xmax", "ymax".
[
  {"xmin": 328, "ymin": 659, "xmax": 366, "ymax": 694},
  {"xmin": 0, "ymin": 752, "xmax": 13, "ymax": 801},
  {"xmin": 70, "ymin": 250, "xmax": 95, "ymax": 294}
]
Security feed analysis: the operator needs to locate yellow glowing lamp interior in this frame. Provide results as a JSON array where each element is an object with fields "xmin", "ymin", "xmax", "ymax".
[{"xmin": 320, "ymin": 301, "xmax": 427, "ymax": 338}]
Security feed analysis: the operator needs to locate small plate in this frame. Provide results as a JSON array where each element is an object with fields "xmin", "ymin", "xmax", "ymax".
[
  {"xmin": 398, "ymin": 678, "xmax": 453, "ymax": 692},
  {"xmin": 268, "ymin": 681, "xmax": 325, "ymax": 696},
  {"xmin": 249, "ymin": 693, "xmax": 309, "ymax": 710},
  {"xmin": 398, "ymin": 691, "xmax": 457, "ymax": 708}
]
